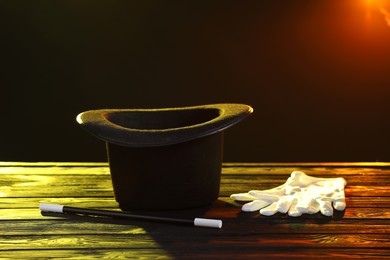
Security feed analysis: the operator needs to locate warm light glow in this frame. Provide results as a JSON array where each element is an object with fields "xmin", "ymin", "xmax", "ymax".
[
  {"xmin": 380, "ymin": 6, "xmax": 390, "ymax": 26},
  {"xmin": 363, "ymin": 0, "xmax": 390, "ymax": 27},
  {"xmin": 364, "ymin": 0, "xmax": 387, "ymax": 6}
]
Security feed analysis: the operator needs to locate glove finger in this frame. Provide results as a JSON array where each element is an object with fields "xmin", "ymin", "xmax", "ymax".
[
  {"xmin": 319, "ymin": 200, "xmax": 333, "ymax": 216},
  {"xmin": 249, "ymin": 183, "xmax": 286, "ymax": 196},
  {"xmin": 333, "ymin": 198, "xmax": 346, "ymax": 211},
  {"xmin": 295, "ymin": 197, "xmax": 320, "ymax": 215},
  {"xmin": 277, "ymin": 196, "xmax": 294, "ymax": 214},
  {"xmin": 259, "ymin": 202, "xmax": 279, "ymax": 216},
  {"xmin": 295, "ymin": 197, "xmax": 315, "ymax": 214},
  {"xmin": 307, "ymin": 200, "xmax": 320, "ymax": 214},
  {"xmin": 230, "ymin": 193, "xmax": 257, "ymax": 201},
  {"xmin": 287, "ymin": 200, "xmax": 302, "ymax": 217},
  {"xmin": 248, "ymin": 191, "xmax": 280, "ymax": 202},
  {"xmin": 242, "ymin": 200, "xmax": 272, "ymax": 212}
]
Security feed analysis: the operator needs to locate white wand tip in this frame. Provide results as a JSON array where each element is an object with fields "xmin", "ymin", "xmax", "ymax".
[
  {"xmin": 194, "ymin": 218, "xmax": 222, "ymax": 229},
  {"xmin": 40, "ymin": 203, "xmax": 64, "ymax": 213}
]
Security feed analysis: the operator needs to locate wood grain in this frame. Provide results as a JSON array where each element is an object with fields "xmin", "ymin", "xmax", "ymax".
[{"xmin": 0, "ymin": 163, "xmax": 389, "ymax": 259}]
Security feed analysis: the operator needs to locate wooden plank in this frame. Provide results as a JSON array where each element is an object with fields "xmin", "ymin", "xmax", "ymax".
[
  {"xmin": 224, "ymin": 196, "xmax": 390, "ymax": 209},
  {"xmin": 2, "ymin": 196, "xmax": 389, "ymax": 209},
  {"xmin": 2, "ymin": 162, "xmax": 390, "ymax": 167},
  {"xmin": 3, "ymin": 179, "xmax": 389, "ymax": 198},
  {"xmin": 0, "ymin": 174, "xmax": 114, "ymax": 198},
  {"xmin": 221, "ymin": 185, "xmax": 390, "ymax": 197},
  {"xmin": 0, "ymin": 249, "xmax": 169, "ymax": 259},
  {"xmin": 1, "ymin": 206, "xmax": 389, "ymax": 221},
  {"xmin": 224, "ymin": 162, "xmax": 390, "ymax": 167},
  {"xmin": 1, "ymin": 220, "xmax": 390, "ymax": 236},
  {"xmin": 221, "ymin": 175, "xmax": 390, "ymax": 185},
  {"xmin": 2, "ymin": 165, "xmax": 390, "ymax": 177},
  {"xmin": 1, "ymin": 162, "xmax": 389, "ymax": 167},
  {"xmin": 222, "ymin": 166, "xmax": 390, "ymax": 176},
  {"xmin": 2, "ymin": 171, "xmax": 389, "ymax": 197},
  {"xmin": 0, "ymin": 233, "xmax": 389, "ymax": 251},
  {"xmin": 0, "ymin": 162, "xmax": 109, "ymax": 167},
  {"xmin": 0, "ymin": 166, "xmax": 109, "ymax": 175},
  {"xmin": 0, "ymin": 198, "xmax": 119, "ymax": 209},
  {"xmin": 1, "ymin": 248, "xmax": 389, "ymax": 259}
]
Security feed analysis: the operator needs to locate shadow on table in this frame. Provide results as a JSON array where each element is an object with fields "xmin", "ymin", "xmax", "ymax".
[{"xmin": 41, "ymin": 199, "xmax": 346, "ymax": 258}]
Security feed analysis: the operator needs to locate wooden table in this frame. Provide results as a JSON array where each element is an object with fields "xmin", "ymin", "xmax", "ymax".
[{"xmin": 1, "ymin": 162, "xmax": 389, "ymax": 259}]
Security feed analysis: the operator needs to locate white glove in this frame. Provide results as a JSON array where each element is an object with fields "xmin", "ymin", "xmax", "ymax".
[{"xmin": 230, "ymin": 171, "xmax": 347, "ymax": 217}]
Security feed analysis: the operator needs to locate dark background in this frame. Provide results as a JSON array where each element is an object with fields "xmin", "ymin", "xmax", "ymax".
[{"xmin": 1, "ymin": 0, "xmax": 390, "ymax": 162}]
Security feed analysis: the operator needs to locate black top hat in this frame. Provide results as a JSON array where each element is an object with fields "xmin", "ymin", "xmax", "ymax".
[
  {"xmin": 76, "ymin": 103, "xmax": 253, "ymax": 147},
  {"xmin": 76, "ymin": 103, "xmax": 253, "ymax": 210}
]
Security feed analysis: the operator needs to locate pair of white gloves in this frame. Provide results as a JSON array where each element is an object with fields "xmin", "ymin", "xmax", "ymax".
[{"xmin": 230, "ymin": 171, "xmax": 346, "ymax": 217}]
